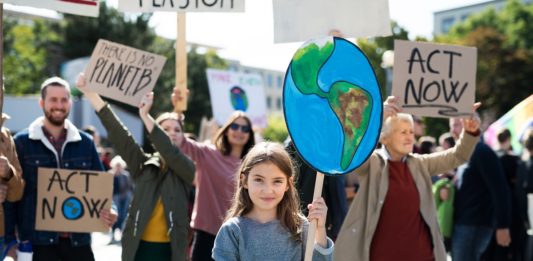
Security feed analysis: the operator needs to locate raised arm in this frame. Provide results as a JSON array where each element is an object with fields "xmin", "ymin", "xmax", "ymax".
[
  {"xmin": 139, "ymin": 92, "xmax": 195, "ymax": 185},
  {"xmin": 76, "ymin": 73, "xmax": 146, "ymax": 178},
  {"xmin": 421, "ymin": 103, "xmax": 482, "ymax": 175}
]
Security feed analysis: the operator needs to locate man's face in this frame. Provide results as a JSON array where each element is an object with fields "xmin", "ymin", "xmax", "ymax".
[
  {"xmin": 449, "ymin": 118, "xmax": 463, "ymax": 139},
  {"xmin": 40, "ymin": 85, "xmax": 71, "ymax": 127}
]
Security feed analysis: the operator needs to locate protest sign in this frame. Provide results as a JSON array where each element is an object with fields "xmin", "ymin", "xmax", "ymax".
[
  {"xmin": 206, "ymin": 69, "xmax": 267, "ymax": 128},
  {"xmin": 272, "ymin": 0, "xmax": 391, "ymax": 43},
  {"xmin": 36, "ymin": 168, "xmax": 113, "ymax": 233},
  {"xmin": 84, "ymin": 39, "xmax": 167, "ymax": 107},
  {"xmin": 118, "ymin": 0, "xmax": 244, "ymax": 12},
  {"xmin": 0, "ymin": 0, "xmax": 99, "ymax": 17},
  {"xmin": 392, "ymin": 40, "xmax": 477, "ymax": 118}
]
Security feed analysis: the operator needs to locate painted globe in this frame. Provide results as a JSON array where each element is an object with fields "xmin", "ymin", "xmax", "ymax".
[{"xmin": 283, "ymin": 37, "xmax": 382, "ymax": 175}]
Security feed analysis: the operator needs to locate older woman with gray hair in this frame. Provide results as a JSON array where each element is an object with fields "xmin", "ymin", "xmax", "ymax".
[{"xmin": 334, "ymin": 96, "xmax": 481, "ymax": 261}]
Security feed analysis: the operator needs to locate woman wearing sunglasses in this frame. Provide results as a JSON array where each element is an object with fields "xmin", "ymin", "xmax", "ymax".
[{"xmin": 172, "ymin": 88, "xmax": 256, "ymax": 261}]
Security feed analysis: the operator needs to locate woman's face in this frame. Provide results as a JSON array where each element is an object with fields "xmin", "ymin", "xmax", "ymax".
[
  {"xmin": 381, "ymin": 119, "xmax": 415, "ymax": 161},
  {"xmin": 226, "ymin": 117, "xmax": 251, "ymax": 148},
  {"xmin": 160, "ymin": 119, "xmax": 183, "ymax": 146}
]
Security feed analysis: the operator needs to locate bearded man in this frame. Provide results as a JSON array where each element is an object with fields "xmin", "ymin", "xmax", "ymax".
[{"xmin": 4, "ymin": 77, "xmax": 117, "ymax": 261}]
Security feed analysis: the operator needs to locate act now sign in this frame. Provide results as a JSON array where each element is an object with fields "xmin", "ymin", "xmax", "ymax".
[
  {"xmin": 36, "ymin": 168, "xmax": 113, "ymax": 233},
  {"xmin": 392, "ymin": 40, "xmax": 477, "ymax": 118}
]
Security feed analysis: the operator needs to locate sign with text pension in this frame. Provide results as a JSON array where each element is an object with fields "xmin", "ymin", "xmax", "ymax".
[
  {"xmin": 36, "ymin": 168, "xmax": 113, "ymax": 233},
  {"xmin": 272, "ymin": 0, "xmax": 391, "ymax": 43},
  {"xmin": 118, "ymin": 0, "xmax": 244, "ymax": 12},
  {"xmin": 392, "ymin": 40, "xmax": 477, "ymax": 118},
  {"xmin": 0, "ymin": 0, "xmax": 99, "ymax": 17},
  {"xmin": 85, "ymin": 39, "xmax": 167, "ymax": 107}
]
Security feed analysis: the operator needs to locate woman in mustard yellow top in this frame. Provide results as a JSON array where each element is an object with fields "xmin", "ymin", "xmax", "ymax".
[{"xmin": 77, "ymin": 74, "xmax": 195, "ymax": 261}]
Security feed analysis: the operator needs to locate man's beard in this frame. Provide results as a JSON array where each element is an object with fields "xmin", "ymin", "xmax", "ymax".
[{"xmin": 44, "ymin": 109, "xmax": 69, "ymax": 127}]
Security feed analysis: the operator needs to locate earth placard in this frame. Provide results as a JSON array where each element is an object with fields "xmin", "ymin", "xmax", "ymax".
[{"xmin": 283, "ymin": 37, "xmax": 382, "ymax": 175}]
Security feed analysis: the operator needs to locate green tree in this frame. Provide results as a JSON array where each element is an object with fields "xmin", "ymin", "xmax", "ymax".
[
  {"xmin": 441, "ymin": 0, "xmax": 533, "ymax": 118},
  {"xmin": 62, "ymin": 2, "xmax": 155, "ymax": 59},
  {"xmin": 263, "ymin": 115, "xmax": 288, "ymax": 142},
  {"xmin": 3, "ymin": 19, "xmax": 61, "ymax": 94}
]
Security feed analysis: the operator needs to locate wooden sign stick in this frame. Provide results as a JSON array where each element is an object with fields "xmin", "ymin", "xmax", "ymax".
[
  {"xmin": 304, "ymin": 172, "xmax": 325, "ymax": 261},
  {"xmin": 174, "ymin": 12, "xmax": 188, "ymax": 112}
]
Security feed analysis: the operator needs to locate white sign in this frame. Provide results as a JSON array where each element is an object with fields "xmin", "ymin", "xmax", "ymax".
[
  {"xmin": 272, "ymin": 0, "xmax": 391, "ymax": 43},
  {"xmin": 0, "ymin": 0, "xmax": 99, "ymax": 17},
  {"xmin": 392, "ymin": 40, "xmax": 477, "ymax": 118},
  {"xmin": 119, "ymin": 0, "xmax": 244, "ymax": 12},
  {"xmin": 206, "ymin": 69, "xmax": 267, "ymax": 128},
  {"xmin": 85, "ymin": 39, "xmax": 167, "ymax": 107}
]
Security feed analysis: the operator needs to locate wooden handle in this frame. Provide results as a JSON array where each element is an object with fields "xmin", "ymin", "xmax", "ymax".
[
  {"xmin": 304, "ymin": 172, "xmax": 324, "ymax": 261},
  {"xmin": 174, "ymin": 12, "xmax": 188, "ymax": 113}
]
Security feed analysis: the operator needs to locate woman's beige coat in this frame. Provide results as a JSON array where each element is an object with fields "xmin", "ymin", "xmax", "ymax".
[{"xmin": 334, "ymin": 131, "xmax": 479, "ymax": 261}]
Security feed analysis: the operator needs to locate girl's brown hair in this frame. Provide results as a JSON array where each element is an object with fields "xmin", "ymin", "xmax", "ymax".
[
  {"xmin": 213, "ymin": 111, "xmax": 255, "ymax": 159},
  {"xmin": 226, "ymin": 142, "xmax": 304, "ymax": 241}
]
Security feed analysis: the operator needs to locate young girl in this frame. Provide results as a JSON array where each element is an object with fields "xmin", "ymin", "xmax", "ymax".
[
  {"xmin": 77, "ymin": 74, "xmax": 195, "ymax": 261},
  {"xmin": 172, "ymin": 88, "xmax": 256, "ymax": 260},
  {"xmin": 212, "ymin": 142, "xmax": 334, "ymax": 261}
]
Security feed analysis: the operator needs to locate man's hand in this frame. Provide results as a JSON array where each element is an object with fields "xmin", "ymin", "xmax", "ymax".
[{"xmin": 496, "ymin": 228, "xmax": 511, "ymax": 247}]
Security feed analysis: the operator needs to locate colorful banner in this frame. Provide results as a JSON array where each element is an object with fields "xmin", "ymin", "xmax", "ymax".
[
  {"xmin": 0, "ymin": 0, "xmax": 99, "ymax": 17},
  {"xmin": 206, "ymin": 69, "xmax": 267, "ymax": 128},
  {"xmin": 484, "ymin": 95, "xmax": 533, "ymax": 154}
]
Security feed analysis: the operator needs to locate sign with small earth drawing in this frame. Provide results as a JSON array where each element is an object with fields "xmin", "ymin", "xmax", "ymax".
[
  {"xmin": 283, "ymin": 36, "xmax": 382, "ymax": 175},
  {"xmin": 36, "ymin": 168, "xmax": 113, "ymax": 233}
]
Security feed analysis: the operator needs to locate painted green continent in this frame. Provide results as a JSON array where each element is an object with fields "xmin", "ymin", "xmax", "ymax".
[
  {"xmin": 291, "ymin": 40, "xmax": 372, "ymax": 170},
  {"xmin": 328, "ymin": 83, "xmax": 372, "ymax": 170}
]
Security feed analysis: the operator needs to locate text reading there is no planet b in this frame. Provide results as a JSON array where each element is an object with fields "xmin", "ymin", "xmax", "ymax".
[
  {"xmin": 85, "ymin": 39, "xmax": 166, "ymax": 107},
  {"xmin": 392, "ymin": 40, "xmax": 477, "ymax": 118},
  {"xmin": 118, "ymin": 0, "xmax": 244, "ymax": 12}
]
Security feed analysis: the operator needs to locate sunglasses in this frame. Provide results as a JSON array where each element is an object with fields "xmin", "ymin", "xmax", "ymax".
[{"xmin": 229, "ymin": 123, "xmax": 251, "ymax": 133}]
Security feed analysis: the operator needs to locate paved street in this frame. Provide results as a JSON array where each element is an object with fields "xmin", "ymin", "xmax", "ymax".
[{"xmin": 91, "ymin": 232, "xmax": 121, "ymax": 260}]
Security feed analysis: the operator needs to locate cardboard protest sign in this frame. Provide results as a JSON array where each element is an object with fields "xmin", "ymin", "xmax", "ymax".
[
  {"xmin": 272, "ymin": 0, "xmax": 391, "ymax": 43},
  {"xmin": 85, "ymin": 39, "xmax": 167, "ymax": 107},
  {"xmin": 118, "ymin": 0, "xmax": 244, "ymax": 12},
  {"xmin": 206, "ymin": 69, "xmax": 267, "ymax": 128},
  {"xmin": 36, "ymin": 168, "xmax": 113, "ymax": 233},
  {"xmin": 0, "ymin": 0, "xmax": 99, "ymax": 17},
  {"xmin": 392, "ymin": 40, "xmax": 477, "ymax": 118}
]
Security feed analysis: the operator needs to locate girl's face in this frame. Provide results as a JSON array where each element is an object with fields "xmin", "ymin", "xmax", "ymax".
[
  {"xmin": 160, "ymin": 119, "xmax": 183, "ymax": 146},
  {"xmin": 226, "ymin": 117, "xmax": 251, "ymax": 148},
  {"xmin": 244, "ymin": 162, "xmax": 290, "ymax": 215}
]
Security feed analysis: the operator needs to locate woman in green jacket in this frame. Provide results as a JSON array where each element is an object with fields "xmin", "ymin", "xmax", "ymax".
[{"xmin": 77, "ymin": 74, "xmax": 195, "ymax": 261}]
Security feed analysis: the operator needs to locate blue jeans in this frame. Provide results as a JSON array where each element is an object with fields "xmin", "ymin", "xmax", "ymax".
[{"xmin": 452, "ymin": 224, "xmax": 494, "ymax": 261}]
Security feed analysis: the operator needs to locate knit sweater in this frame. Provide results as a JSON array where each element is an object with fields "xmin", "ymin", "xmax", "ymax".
[{"xmin": 213, "ymin": 216, "xmax": 334, "ymax": 261}]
